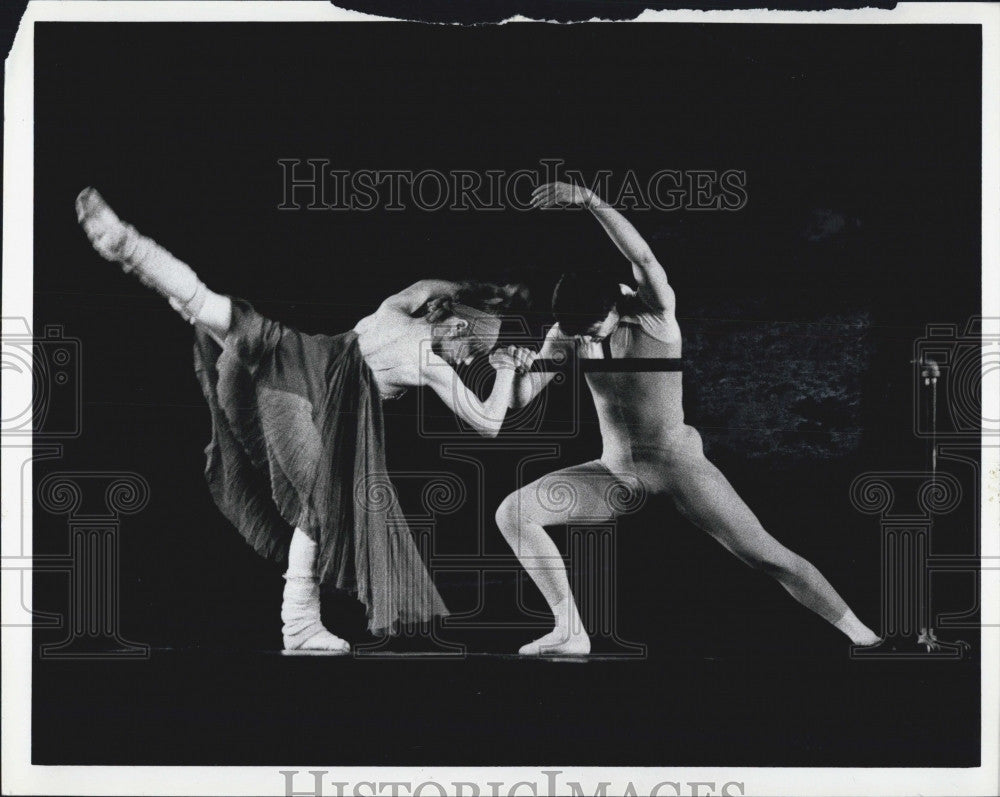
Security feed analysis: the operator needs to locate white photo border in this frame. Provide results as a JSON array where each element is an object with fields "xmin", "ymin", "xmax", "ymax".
[{"xmin": 3, "ymin": 2, "xmax": 997, "ymax": 795}]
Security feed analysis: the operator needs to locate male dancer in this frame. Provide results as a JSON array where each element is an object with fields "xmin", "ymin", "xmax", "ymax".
[
  {"xmin": 76, "ymin": 188, "xmax": 530, "ymax": 653},
  {"xmin": 497, "ymin": 181, "xmax": 880, "ymax": 655}
]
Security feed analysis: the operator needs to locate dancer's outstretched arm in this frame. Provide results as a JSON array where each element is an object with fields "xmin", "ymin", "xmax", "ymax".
[
  {"xmin": 531, "ymin": 181, "xmax": 675, "ymax": 313},
  {"xmin": 76, "ymin": 188, "xmax": 233, "ymax": 341}
]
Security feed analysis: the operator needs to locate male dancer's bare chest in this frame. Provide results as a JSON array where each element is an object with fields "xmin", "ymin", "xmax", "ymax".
[{"xmin": 580, "ymin": 317, "xmax": 685, "ymax": 430}]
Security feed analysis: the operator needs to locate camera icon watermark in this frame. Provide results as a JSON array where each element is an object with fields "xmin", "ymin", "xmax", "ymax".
[
  {"xmin": 912, "ymin": 316, "xmax": 999, "ymax": 438},
  {"xmin": 1, "ymin": 318, "xmax": 82, "ymax": 439},
  {"xmin": 2, "ymin": 317, "xmax": 149, "ymax": 659}
]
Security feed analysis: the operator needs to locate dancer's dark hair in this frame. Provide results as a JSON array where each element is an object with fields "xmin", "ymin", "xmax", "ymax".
[{"xmin": 551, "ymin": 271, "xmax": 620, "ymax": 336}]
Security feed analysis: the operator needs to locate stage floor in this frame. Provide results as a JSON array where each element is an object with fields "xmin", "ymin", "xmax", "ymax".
[{"xmin": 32, "ymin": 645, "xmax": 981, "ymax": 767}]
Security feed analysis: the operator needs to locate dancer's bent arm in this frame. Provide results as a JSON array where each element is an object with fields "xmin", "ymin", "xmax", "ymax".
[
  {"xmin": 383, "ymin": 280, "xmax": 463, "ymax": 317},
  {"xmin": 531, "ymin": 182, "xmax": 675, "ymax": 313},
  {"xmin": 424, "ymin": 349, "xmax": 520, "ymax": 438},
  {"xmin": 510, "ymin": 326, "xmax": 569, "ymax": 408}
]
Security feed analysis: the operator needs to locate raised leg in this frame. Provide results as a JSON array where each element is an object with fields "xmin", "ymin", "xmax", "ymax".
[
  {"xmin": 281, "ymin": 528, "xmax": 350, "ymax": 654},
  {"xmin": 75, "ymin": 187, "xmax": 232, "ymax": 340},
  {"xmin": 671, "ymin": 456, "xmax": 879, "ymax": 645},
  {"xmin": 495, "ymin": 460, "xmax": 624, "ymax": 656}
]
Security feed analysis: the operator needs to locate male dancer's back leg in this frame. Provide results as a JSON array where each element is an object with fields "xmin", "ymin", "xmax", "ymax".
[{"xmin": 662, "ymin": 431, "xmax": 880, "ymax": 645}]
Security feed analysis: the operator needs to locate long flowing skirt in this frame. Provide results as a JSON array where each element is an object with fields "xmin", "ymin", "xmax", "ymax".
[{"xmin": 193, "ymin": 299, "xmax": 448, "ymax": 635}]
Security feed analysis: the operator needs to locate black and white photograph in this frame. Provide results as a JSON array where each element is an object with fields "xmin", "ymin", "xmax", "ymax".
[{"xmin": 2, "ymin": 2, "xmax": 998, "ymax": 795}]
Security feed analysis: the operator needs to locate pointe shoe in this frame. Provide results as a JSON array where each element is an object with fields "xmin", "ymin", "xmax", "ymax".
[
  {"xmin": 76, "ymin": 187, "xmax": 133, "ymax": 263},
  {"xmin": 74, "ymin": 187, "xmax": 202, "ymax": 303}
]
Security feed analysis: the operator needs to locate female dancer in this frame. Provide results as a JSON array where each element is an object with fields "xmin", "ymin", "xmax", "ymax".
[{"xmin": 76, "ymin": 187, "xmax": 529, "ymax": 653}]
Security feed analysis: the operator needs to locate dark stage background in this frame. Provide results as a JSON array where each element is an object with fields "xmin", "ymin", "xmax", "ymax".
[{"xmin": 32, "ymin": 23, "xmax": 981, "ymax": 766}]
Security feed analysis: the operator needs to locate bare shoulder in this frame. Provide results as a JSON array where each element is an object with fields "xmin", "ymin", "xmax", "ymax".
[
  {"xmin": 377, "ymin": 292, "xmax": 413, "ymax": 314},
  {"xmin": 373, "ymin": 298, "xmax": 422, "ymax": 326},
  {"xmin": 539, "ymin": 323, "xmax": 573, "ymax": 356},
  {"xmin": 355, "ymin": 303, "xmax": 427, "ymax": 365},
  {"xmin": 546, "ymin": 322, "xmax": 570, "ymax": 341},
  {"xmin": 627, "ymin": 293, "xmax": 681, "ymax": 343}
]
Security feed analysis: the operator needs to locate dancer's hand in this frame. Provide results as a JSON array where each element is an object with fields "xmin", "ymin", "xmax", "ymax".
[
  {"xmin": 490, "ymin": 346, "xmax": 537, "ymax": 374},
  {"xmin": 489, "ymin": 347, "xmax": 519, "ymax": 371},
  {"xmin": 530, "ymin": 181, "xmax": 593, "ymax": 209},
  {"xmin": 511, "ymin": 346, "xmax": 538, "ymax": 374},
  {"xmin": 425, "ymin": 295, "xmax": 454, "ymax": 323}
]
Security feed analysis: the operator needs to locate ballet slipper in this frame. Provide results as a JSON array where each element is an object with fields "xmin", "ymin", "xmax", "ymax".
[{"xmin": 281, "ymin": 575, "xmax": 350, "ymax": 654}]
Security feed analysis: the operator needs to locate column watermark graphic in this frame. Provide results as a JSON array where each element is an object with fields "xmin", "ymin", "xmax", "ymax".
[
  {"xmin": 847, "ymin": 316, "xmax": 998, "ymax": 659},
  {"xmin": 1, "ymin": 316, "xmax": 150, "ymax": 659}
]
